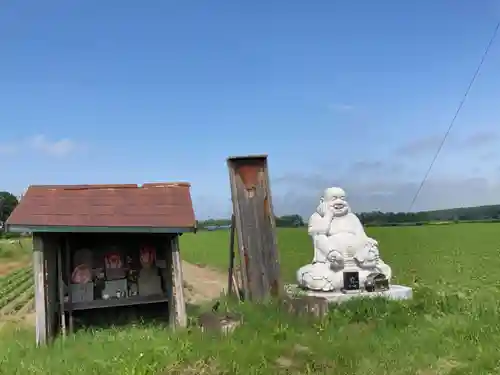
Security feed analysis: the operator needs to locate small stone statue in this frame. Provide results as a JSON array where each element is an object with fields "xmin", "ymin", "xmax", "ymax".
[
  {"xmin": 138, "ymin": 245, "xmax": 163, "ymax": 296},
  {"xmin": 297, "ymin": 187, "xmax": 392, "ymax": 292}
]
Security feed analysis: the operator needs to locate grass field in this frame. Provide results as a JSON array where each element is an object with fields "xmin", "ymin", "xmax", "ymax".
[
  {"xmin": 0, "ymin": 237, "xmax": 32, "ymax": 260},
  {"xmin": 181, "ymin": 224, "xmax": 500, "ymax": 293},
  {"xmin": 1, "ymin": 223, "xmax": 500, "ymax": 374}
]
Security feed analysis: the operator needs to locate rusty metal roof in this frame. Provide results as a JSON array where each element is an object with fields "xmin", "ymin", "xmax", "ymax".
[{"xmin": 5, "ymin": 183, "xmax": 196, "ymax": 233}]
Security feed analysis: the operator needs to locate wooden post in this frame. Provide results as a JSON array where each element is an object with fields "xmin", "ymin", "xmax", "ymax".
[
  {"xmin": 165, "ymin": 236, "xmax": 175, "ymax": 326},
  {"xmin": 170, "ymin": 235, "xmax": 187, "ymax": 328},
  {"xmin": 57, "ymin": 243, "xmax": 66, "ymax": 338},
  {"xmin": 33, "ymin": 234, "xmax": 47, "ymax": 346},
  {"xmin": 64, "ymin": 236, "xmax": 74, "ymax": 334},
  {"xmin": 227, "ymin": 214, "xmax": 236, "ymax": 295},
  {"xmin": 228, "ymin": 162, "xmax": 250, "ymax": 300},
  {"xmin": 227, "ymin": 155, "xmax": 283, "ymax": 303},
  {"xmin": 42, "ymin": 234, "xmax": 59, "ymax": 342}
]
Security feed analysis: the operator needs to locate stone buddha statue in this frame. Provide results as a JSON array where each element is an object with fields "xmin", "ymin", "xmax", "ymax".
[{"xmin": 297, "ymin": 187, "xmax": 392, "ymax": 292}]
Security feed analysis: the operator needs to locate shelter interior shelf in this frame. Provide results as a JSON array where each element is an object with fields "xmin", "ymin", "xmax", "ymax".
[{"xmin": 64, "ymin": 294, "xmax": 170, "ymax": 311}]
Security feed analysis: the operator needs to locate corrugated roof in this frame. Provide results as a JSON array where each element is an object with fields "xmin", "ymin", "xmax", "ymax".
[{"xmin": 5, "ymin": 183, "xmax": 196, "ymax": 232}]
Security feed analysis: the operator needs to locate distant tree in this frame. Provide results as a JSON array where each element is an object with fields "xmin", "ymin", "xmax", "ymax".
[
  {"xmin": 275, "ymin": 214, "xmax": 305, "ymax": 227},
  {"xmin": 199, "ymin": 202, "xmax": 500, "ymax": 229},
  {"xmin": 0, "ymin": 191, "xmax": 19, "ymax": 224},
  {"xmin": 197, "ymin": 218, "xmax": 232, "ymax": 230}
]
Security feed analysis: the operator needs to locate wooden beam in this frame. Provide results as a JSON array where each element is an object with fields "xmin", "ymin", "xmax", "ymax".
[
  {"xmin": 64, "ymin": 236, "xmax": 74, "ymax": 334},
  {"xmin": 33, "ymin": 234, "xmax": 47, "ymax": 346},
  {"xmin": 56, "ymin": 241, "xmax": 66, "ymax": 338},
  {"xmin": 64, "ymin": 295, "xmax": 170, "ymax": 311},
  {"xmin": 170, "ymin": 236, "xmax": 187, "ymax": 328},
  {"xmin": 165, "ymin": 237, "xmax": 175, "ymax": 326},
  {"xmin": 227, "ymin": 214, "xmax": 236, "ymax": 295},
  {"xmin": 227, "ymin": 164, "xmax": 250, "ymax": 300},
  {"xmin": 43, "ymin": 234, "xmax": 58, "ymax": 341}
]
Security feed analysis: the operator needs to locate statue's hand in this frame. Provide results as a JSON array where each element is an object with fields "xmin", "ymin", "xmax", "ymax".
[
  {"xmin": 327, "ymin": 250, "xmax": 344, "ymax": 270},
  {"xmin": 366, "ymin": 248, "xmax": 379, "ymax": 262},
  {"xmin": 364, "ymin": 238, "xmax": 380, "ymax": 261},
  {"xmin": 323, "ymin": 206, "xmax": 335, "ymax": 222},
  {"xmin": 355, "ymin": 242, "xmax": 379, "ymax": 268}
]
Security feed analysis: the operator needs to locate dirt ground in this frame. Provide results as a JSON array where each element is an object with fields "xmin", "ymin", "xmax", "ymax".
[
  {"xmin": 181, "ymin": 261, "xmax": 227, "ymax": 304},
  {"xmin": 0, "ymin": 261, "xmax": 29, "ymax": 277}
]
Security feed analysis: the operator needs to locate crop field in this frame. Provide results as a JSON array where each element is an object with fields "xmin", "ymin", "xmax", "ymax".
[
  {"xmin": 180, "ymin": 223, "xmax": 500, "ymax": 293},
  {"xmin": 0, "ymin": 266, "xmax": 34, "ymax": 330},
  {"xmin": 1, "ymin": 223, "xmax": 500, "ymax": 374}
]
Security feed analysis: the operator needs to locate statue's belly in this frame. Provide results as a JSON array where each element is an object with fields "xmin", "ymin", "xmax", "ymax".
[{"xmin": 329, "ymin": 232, "xmax": 363, "ymax": 256}]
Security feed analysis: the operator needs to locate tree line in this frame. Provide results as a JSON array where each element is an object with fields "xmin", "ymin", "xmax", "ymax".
[
  {"xmin": 358, "ymin": 204, "xmax": 500, "ymax": 226},
  {"xmin": 0, "ymin": 191, "xmax": 20, "ymax": 237},
  {"xmin": 2, "ymin": 188, "xmax": 500, "ymax": 233},
  {"xmin": 198, "ymin": 214, "xmax": 305, "ymax": 229},
  {"xmin": 198, "ymin": 204, "xmax": 500, "ymax": 229}
]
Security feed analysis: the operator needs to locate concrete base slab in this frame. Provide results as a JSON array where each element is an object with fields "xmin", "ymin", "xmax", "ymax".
[{"xmin": 285, "ymin": 284, "xmax": 413, "ymax": 304}]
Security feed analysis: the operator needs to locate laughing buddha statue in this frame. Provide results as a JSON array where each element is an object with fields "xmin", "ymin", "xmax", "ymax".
[{"xmin": 297, "ymin": 187, "xmax": 392, "ymax": 292}]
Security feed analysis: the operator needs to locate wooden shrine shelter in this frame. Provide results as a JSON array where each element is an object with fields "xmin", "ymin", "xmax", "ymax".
[{"xmin": 5, "ymin": 183, "xmax": 196, "ymax": 346}]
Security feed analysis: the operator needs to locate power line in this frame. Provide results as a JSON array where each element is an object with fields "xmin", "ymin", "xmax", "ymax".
[{"xmin": 408, "ymin": 20, "xmax": 500, "ymax": 212}]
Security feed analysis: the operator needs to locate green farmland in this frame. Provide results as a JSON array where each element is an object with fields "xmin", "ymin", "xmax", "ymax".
[
  {"xmin": 1, "ymin": 223, "xmax": 500, "ymax": 374},
  {"xmin": 181, "ymin": 224, "xmax": 500, "ymax": 293}
]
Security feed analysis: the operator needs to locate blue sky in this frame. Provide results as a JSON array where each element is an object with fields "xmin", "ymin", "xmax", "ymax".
[{"xmin": 1, "ymin": 0, "xmax": 500, "ymax": 219}]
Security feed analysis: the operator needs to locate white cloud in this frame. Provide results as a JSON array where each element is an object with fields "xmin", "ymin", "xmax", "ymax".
[
  {"xmin": 460, "ymin": 130, "xmax": 499, "ymax": 148},
  {"xmin": 197, "ymin": 172, "xmax": 500, "ymax": 219},
  {"xmin": 28, "ymin": 135, "xmax": 78, "ymax": 157},
  {"xmin": 396, "ymin": 130, "xmax": 500, "ymax": 158},
  {"xmin": 0, "ymin": 144, "xmax": 18, "ymax": 155},
  {"xmin": 395, "ymin": 135, "xmax": 443, "ymax": 157},
  {"xmin": 272, "ymin": 167, "xmax": 500, "ymax": 216},
  {"xmin": 328, "ymin": 103, "xmax": 354, "ymax": 112}
]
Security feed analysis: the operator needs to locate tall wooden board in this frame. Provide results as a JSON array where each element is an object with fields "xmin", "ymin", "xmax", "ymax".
[
  {"xmin": 43, "ymin": 234, "xmax": 58, "ymax": 341},
  {"xmin": 170, "ymin": 235, "xmax": 187, "ymax": 328},
  {"xmin": 227, "ymin": 155, "xmax": 282, "ymax": 302},
  {"xmin": 33, "ymin": 234, "xmax": 47, "ymax": 346}
]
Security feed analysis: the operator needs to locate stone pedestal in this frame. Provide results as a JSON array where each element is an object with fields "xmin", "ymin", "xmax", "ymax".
[{"xmin": 285, "ymin": 284, "xmax": 413, "ymax": 304}]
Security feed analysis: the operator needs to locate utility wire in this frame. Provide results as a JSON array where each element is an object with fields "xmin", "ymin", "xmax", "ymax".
[{"xmin": 408, "ymin": 21, "xmax": 500, "ymax": 212}]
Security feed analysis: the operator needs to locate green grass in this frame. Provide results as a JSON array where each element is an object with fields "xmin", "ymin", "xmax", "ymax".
[
  {"xmin": 2, "ymin": 224, "xmax": 500, "ymax": 374},
  {"xmin": 181, "ymin": 224, "xmax": 500, "ymax": 293},
  {"xmin": 0, "ymin": 237, "xmax": 32, "ymax": 259}
]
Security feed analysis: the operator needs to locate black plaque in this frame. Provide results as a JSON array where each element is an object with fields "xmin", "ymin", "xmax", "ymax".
[{"xmin": 343, "ymin": 271, "xmax": 360, "ymax": 291}]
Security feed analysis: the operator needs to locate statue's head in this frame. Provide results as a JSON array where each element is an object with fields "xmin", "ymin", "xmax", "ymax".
[{"xmin": 317, "ymin": 187, "xmax": 350, "ymax": 217}]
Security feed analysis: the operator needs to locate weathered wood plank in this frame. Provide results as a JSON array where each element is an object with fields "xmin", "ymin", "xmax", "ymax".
[
  {"xmin": 64, "ymin": 236, "xmax": 74, "ymax": 333},
  {"xmin": 43, "ymin": 234, "xmax": 58, "ymax": 341},
  {"xmin": 228, "ymin": 165, "xmax": 250, "ymax": 298},
  {"xmin": 227, "ymin": 214, "xmax": 244, "ymax": 300},
  {"xmin": 260, "ymin": 172, "xmax": 282, "ymax": 297},
  {"xmin": 227, "ymin": 155, "xmax": 282, "ymax": 303},
  {"xmin": 170, "ymin": 235, "xmax": 187, "ymax": 328},
  {"xmin": 33, "ymin": 234, "xmax": 47, "ymax": 346},
  {"xmin": 227, "ymin": 214, "xmax": 237, "ymax": 296},
  {"xmin": 56, "ymin": 241, "xmax": 66, "ymax": 338},
  {"xmin": 239, "ymin": 184, "xmax": 266, "ymax": 299},
  {"xmin": 64, "ymin": 295, "xmax": 169, "ymax": 311},
  {"xmin": 165, "ymin": 236, "xmax": 175, "ymax": 326}
]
